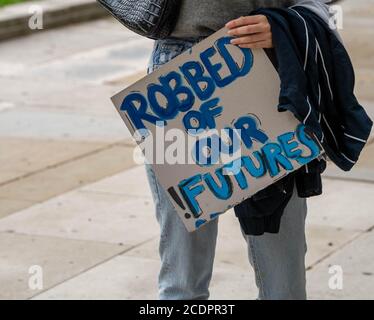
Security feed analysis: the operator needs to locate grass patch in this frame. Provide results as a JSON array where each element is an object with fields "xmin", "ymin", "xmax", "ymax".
[{"xmin": 0, "ymin": 0, "xmax": 30, "ymax": 7}]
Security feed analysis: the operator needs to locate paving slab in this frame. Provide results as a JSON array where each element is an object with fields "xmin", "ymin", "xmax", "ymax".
[
  {"xmin": 209, "ymin": 264, "xmax": 257, "ymax": 300},
  {"xmin": 12, "ymin": 39, "xmax": 152, "ymax": 85},
  {"xmin": 307, "ymin": 230, "xmax": 374, "ymax": 300},
  {"xmin": 32, "ymin": 255, "xmax": 160, "ymax": 300},
  {"xmin": 0, "ymin": 231, "xmax": 125, "ymax": 300},
  {"xmin": 104, "ymin": 70, "xmax": 147, "ymax": 87},
  {"xmin": 341, "ymin": 0, "xmax": 374, "ymax": 20},
  {"xmin": 0, "ymin": 77, "xmax": 126, "ymax": 118},
  {"xmin": 305, "ymin": 224, "xmax": 360, "ymax": 268},
  {"xmin": 361, "ymin": 103, "xmax": 374, "ymax": 138},
  {"xmin": 355, "ymin": 70, "xmax": 374, "ymax": 102},
  {"xmin": 0, "ymin": 188, "xmax": 158, "ymax": 246},
  {"xmin": 306, "ymin": 178, "xmax": 374, "ymax": 231},
  {"xmin": 0, "ymin": 101, "xmax": 16, "ymax": 112},
  {"xmin": 0, "ymin": 18, "xmax": 138, "ymax": 66},
  {"xmin": 0, "ymin": 18, "xmax": 152, "ymax": 78},
  {"xmin": 348, "ymin": 141, "xmax": 374, "ymax": 168},
  {"xmin": 338, "ymin": 1, "xmax": 374, "ymax": 107},
  {"xmin": 324, "ymin": 142, "xmax": 374, "ymax": 182},
  {"xmin": 0, "ymin": 169, "xmax": 27, "ymax": 185},
  {"xmin": 341, "ymin": 17, "xmax": 374, "ymax": 70},
  {"xmin": 0, "ymin": 144, "xmax": 136, "ymax": 203},
  {"xmin": 0, "ymin": 137, "xmax": 106, "ymax": 184},
  {"xmin": 81, "ymin": 166, "xmax": 152, "ymax": 198},
  {"xmin": 0, "ymin": 198, "xmax": 35, "ymax": 220},
  {"xmin": 32, "ymin": 253, "xmax": 257, "ymax": 300},
  {"xmin": 0, "ymin": 107, "xmax": 131, "ymax": 142}
]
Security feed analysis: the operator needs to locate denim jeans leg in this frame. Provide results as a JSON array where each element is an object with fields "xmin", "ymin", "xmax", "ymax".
[
  {"xmin": 145, "ymin": 164, "xmax": 219, "ymax": 300},
  {"xmin": 243, "ymin": 186, "xmax": 308, "ymax": 300},
  {"xmin": 144, "ymin": 38, "xmax": 219, "ymax": 300}
]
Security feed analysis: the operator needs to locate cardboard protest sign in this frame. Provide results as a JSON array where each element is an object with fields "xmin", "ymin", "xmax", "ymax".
[{"xmin": 111, "ymin": 27, "xmax": 322, "ymax": 232}]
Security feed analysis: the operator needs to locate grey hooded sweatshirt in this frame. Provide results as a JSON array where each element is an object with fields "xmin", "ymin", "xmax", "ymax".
[{"xmin": 171, "ymin": 0, "xmax": 333, "ymax": 39}]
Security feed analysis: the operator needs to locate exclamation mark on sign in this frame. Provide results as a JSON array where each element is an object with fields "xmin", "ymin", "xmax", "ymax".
[{"xmin": 167, "ymin": 187, "xmax": 192, "ymax": 219}]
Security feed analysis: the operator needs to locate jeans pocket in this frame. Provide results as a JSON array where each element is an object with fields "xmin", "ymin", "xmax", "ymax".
[{"xmin": 148, "ymin": 40, "xmax": 195, "ymax": 73}]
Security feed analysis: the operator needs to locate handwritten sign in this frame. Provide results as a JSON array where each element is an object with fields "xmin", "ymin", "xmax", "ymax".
[{"xmin": 111, "ymin": 28, "xmax": 321, "ymax": 232}]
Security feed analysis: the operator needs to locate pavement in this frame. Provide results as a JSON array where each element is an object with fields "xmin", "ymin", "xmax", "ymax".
[
  {"xmin": 0, "ymin": 0, "xmax": 373, "ymax": 300},
  {"xmin": 0, "ymin": 0, "xmax": 108, "ymax": 41}
]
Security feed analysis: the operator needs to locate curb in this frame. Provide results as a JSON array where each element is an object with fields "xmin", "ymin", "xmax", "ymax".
[{"xmin": 0, "ymin": 0, "xmax": 110, "ymax": 42}]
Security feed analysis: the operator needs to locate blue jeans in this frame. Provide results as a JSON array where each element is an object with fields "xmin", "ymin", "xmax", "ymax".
[{"xmin": 146, "ymin": 38, "xmax": 308, "ymax": 300}]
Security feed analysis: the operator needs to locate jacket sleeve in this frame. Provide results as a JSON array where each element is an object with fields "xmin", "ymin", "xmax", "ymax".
[{"xmin": 289, "ymin": 0, "xmax": 342, "ymax": 41}]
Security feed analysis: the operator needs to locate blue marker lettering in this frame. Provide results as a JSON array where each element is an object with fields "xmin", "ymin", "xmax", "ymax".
[
  {"xmin": 234, "ymin": 115, "xmax": 269, "ymax": 149},
  {"xmin": 147, "ymin": 71, "xmax": 195, "ymax": 119},
  {"xmin": 295, "ymin": 125, "xmax": 321, "ymax": 165},
  {"xmin": 180, "ymin": 60, "xmax": 215, "ymax": 101},
  {"xmin": 262, "ymin": 143, "xmax": 294, "ymax": 177},
  {"xmin": 120, "ymin": 92, "xmax": 162, "ymax": 131},
  {"xmin": 242, "ymin": 152, "xmax": 267, "ymax": 178},
  {"xmin": 204, "ymin": 169, "xmax": 233, "ymax": 200},
  {"xmin": 178, "ymin": 174, "xmax": 205, "ymax": 217}
]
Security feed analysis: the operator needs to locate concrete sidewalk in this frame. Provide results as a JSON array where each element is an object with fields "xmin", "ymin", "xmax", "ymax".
[
  {"xmin": 0, "ymin": 0, "xmax": 373, "ymax": 300},
  {"xmin": 0, "ymin": 166, "xmax": 371, "ymax": 300},
  {"xmin": 0, "ymin": 0, "xmax": 109, "ymax": 41}
]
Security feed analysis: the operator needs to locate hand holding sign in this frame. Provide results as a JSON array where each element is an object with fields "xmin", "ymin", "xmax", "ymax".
[{"xmin": 226, "ymin": 15, "xmax": 274, "ymax": 49}]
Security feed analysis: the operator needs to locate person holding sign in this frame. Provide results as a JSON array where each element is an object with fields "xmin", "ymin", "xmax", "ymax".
[{"xmin": 143, "ymin": 0, "xmax": 337, "ymax": 300}]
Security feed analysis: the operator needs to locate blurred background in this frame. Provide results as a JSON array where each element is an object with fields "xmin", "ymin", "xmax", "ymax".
[{"xmin": 0, "ymin": 0, "xmax": 373, "ymax": 300}]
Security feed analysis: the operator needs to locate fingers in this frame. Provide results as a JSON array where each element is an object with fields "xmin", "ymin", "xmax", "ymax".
[
  {"xmin": 225, "ymin": 14, "xmax": 273, "ymax": 49},
  {"xmin": 227, "ymin": 22, "xmax": 270, "ymax": 36},
  {"xmin": 225, "ymin": 15, "xmax": 266, "ymax": 29},
  {"xmin": 236, "ymin": 40, "xmax": 273, "ymax": 49},
  {"xmin": 230, "ymin": 32, "xmax": 271, "ymax": 45},
  {"xmin": 225, "ymin": 15, "xmax": 269, "ymax": 36}
]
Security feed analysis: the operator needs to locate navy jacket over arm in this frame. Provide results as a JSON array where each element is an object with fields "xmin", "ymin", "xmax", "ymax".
[
  {"xmin": 234, "ymin": 6, "xmax": 373, "ymax": 236},
  {"xmin": 256, "ymin": 5, "xmax": 372, "ymax": 170}
]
